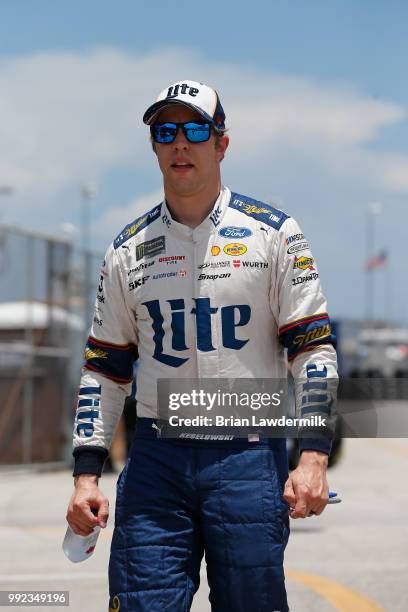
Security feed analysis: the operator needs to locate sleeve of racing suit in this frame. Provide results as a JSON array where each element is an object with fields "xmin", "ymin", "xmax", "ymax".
[
  {"xmin": 270, "ymin": 216, "xmax": 338, "ymax": 456},
  {"xmin": 72, "ymin": 243, "xmax": 138, "ymax": 476}
]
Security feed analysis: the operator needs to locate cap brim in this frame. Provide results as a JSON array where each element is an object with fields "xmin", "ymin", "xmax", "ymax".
[{"xmin": 143, "ymin": 99, "xmax": 214, "ymax": 125}]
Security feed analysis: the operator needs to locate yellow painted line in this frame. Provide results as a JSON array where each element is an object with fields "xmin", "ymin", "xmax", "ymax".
[
  {"xmin": 0, "ymin": 526, "xmax": 387, "ymax": 610},
  {"xmin": 286, "ymin": 568, "xmax": 383, "ymax": 611}
]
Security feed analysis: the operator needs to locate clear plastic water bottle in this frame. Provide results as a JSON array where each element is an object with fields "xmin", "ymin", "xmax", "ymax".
[{"xmin": 62, "ymin": 522, "xmax": 101, "ymax": 563}]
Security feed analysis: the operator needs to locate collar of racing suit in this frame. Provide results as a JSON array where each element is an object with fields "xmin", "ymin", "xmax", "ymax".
[{"xmin": 160, "ymin": 185, "xmax": 231, "ymax": 241}]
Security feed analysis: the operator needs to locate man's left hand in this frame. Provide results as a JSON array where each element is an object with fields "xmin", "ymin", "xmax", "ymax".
[{"xmin": 283, "ymin": 450, "xmax": 329, "ymax": 519}]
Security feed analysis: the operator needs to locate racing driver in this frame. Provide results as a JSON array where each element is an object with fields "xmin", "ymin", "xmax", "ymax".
[{"xmin": 66, "ymin": 79, "xmax": 338, "ymax": 612}]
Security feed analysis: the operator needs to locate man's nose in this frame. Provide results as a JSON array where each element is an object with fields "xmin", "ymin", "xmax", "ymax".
[{"xmin": 172, "ymin": 127, "xmax": 189, "ymax": 149}]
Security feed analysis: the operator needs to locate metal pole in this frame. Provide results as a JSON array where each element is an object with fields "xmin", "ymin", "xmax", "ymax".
[
  {"xmin": 365, "ymin": 202, "xmax": 382, "ymax": 325},
  {"xmin": 385, "ymin": 260, "xmax": 392, "ymax": 324},
  {"xmin": 62, "ymin": 241, "xmax": 75, "ymax": 463},
  {"xmin": 80, "ymin": 184, "xmax": 96, "ymax": 336},
  {"xmin": 365, "ymin": 209, "xmax": 373, "ymax": 322},
  {"xmin": 22, "ymin": 235, "xmax": 34, "ymax": 464}
]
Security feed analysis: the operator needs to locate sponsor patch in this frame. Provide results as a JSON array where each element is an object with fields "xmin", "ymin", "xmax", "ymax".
[
  {"xmin": 198, "ymin": 272, "xmax": 232, "ymax": 280},
  {"xmin": 179, "ymin": 269, "xmax": 187, "ymax": 277},
  {"xmin": 287, "ymin": 241, "xmax": 310, "ymax": 255},
  {"xmin": 219, "ymin": 226, "xmax": 252, "ymax": 239},
  {"xmin": 211, "ymin": 246, "xmax": 221, "ymax": 256},
  {"xmin": 232, "ymin": 200, "xmax": 280, "ymax": 222},
  {"xmin": 198, "ymin": 261, "xmax": 231, "ymax": 269},
  {"xmin": 84, "ymin": 337, "xmax": 136, "ymax": 383},
  {"xmin": 294, "ymin": 323, "xmax": 331, "ymax": 348},
  {"xmin": 292, "ymin": 273, "xmax": 319, "ymax": 286},
  {"xmin": 233, "ymin": 259, "xmax": 241, "ymax": 268},
  {"xmin": 127, "ymin": 213, "xmax": 156, "ymax": 239},
  {"xmin": 229, "ymin": 193, "xmax": 288, "ymax": 230},
  {"xmin": 223, "ymin": 243, "xmax": 247, "ymax": 256},
  {"xmin": 128, "ymin": 276, "xmax": 150, "ymax": 291},
  {"xmin": 128, "ymin": 260, "xmax": 155, "ymax": 276},
  {"xmin": 136, "ymin": 236, "xmax": 165, "ymax": 261},
  {"xmin": 84, "ymin": 347, "xmax": 108, "ymax": 360},
  {"xmin": 269, "ymin": 212, "xmax": 281, "ymax": 223},
  {"xmin": 162, "ymin": 212, "xmax": 171, "ymax": 228},
  {"xmin": 152, "ymin": 271, "xmax": 178, "ymax": 280},
  {"xmin": 240, "ymin": 203, "xmax": 270, "ymax": 215},
  {"xmin": 293, "ymin": 255, "xmax": 315, "ymax": 271},
  {"xmin": 210, "ymin": 204, "xmax": 222, "ymax": 227},
  {"xmin": 114, "ymin": 205, "xmax": 161, "ymax": 248},
  {"xmin": 279, "ymin": 313, "xmax": 332, "ymax": 361},
  {"xmin": 159, "ymin": 255, "xmax": 186, "ymax": 264},
  {"xmin": 286, "ymin": 233, "xmax": 305, "ymax": 245},
  {"xmin": 242, "ymin": 261, "xmax": 269, "ymax": 269}
]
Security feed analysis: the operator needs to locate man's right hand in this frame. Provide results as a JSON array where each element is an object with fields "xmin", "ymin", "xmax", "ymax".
[{"xmin": 66, "ymin": 474, "xmax": 109, "ymax": 536}]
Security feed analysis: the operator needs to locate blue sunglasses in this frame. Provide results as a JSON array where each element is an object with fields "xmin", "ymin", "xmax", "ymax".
[{"xmin": 151, "ymin": 121, "xmax": 212, "ymax": 144}]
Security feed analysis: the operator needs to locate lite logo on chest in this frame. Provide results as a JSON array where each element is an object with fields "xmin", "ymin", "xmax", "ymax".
[{"xmin": 142, "ymin": 297, "xmax": 251, "ymax": 367}]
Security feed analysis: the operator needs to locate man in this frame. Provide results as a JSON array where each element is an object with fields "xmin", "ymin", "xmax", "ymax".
[{"xmin": 66, "ymin": 80, "xmax": 338, "ymax": 612}]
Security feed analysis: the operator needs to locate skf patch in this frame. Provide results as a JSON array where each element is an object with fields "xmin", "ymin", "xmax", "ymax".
[{"xmin": 128, "ymin": 276, "xmax": 150, "ymax": 291}]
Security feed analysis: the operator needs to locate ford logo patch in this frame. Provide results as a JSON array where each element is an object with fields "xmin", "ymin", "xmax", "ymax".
[{"xmin": 219, "ymin": 226, "xmax": 252, "ymax": 238}]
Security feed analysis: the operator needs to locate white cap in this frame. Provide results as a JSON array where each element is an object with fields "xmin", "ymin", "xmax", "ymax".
[{"xmin": 143, "ymin": 79, "xmax": 226, "ymax": 129}]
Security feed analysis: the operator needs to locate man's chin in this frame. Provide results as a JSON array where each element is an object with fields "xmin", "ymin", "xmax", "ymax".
[{"xmin": 167, "ymin": 179, "xmax": 198, "ymax": 197}]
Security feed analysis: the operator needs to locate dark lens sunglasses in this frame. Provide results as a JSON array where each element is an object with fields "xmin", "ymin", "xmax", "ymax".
[{"xmin": 151, "ymin": 121, "xmax": 212, "ymax": 144}]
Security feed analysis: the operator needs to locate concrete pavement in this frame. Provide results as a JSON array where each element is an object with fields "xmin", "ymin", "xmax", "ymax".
[{"xmin": 0, "ymin": 436, "xmax": 407, "ymax": 610}]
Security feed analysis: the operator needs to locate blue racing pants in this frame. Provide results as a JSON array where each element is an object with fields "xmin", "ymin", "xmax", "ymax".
[{"xmin": 109, "ymin": 418, "xmax": 290, "ymax": 611}]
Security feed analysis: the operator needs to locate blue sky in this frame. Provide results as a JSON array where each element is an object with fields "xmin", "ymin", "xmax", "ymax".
[
  {"xmin": 2, "ymin": 0, "xmax": 407, "ymax": 100},
  {"xmin": 0, "ymin": 1, "xmax": 407, "ymax": 323}
]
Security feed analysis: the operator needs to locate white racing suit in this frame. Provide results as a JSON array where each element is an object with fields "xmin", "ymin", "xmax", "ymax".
[{"xmin": 72, "ymin": 186, "xmax": 337, "ymax": 612}]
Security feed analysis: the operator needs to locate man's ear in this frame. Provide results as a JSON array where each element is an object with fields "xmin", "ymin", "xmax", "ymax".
[{"xmin": 216, "ymin": 134, "xmax": 229, "ymax": 162}]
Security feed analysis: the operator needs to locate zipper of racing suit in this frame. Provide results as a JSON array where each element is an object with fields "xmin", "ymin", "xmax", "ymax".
[{"xmin": 192, "ymin": 231, "xmax": 200, "ymax": 381}]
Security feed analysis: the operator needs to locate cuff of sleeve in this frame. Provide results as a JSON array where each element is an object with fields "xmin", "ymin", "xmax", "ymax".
[
  {"xmin": 298, "ymin": 438, "xmax": 332, "ymax": 455},
  {"xmin": 72, "ymin": 446, "xmax": 109, "ymax": 477}
]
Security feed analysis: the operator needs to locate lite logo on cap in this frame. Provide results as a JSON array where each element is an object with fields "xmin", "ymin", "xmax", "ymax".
[{"xmin": 166, "ymin": 83, "xmax": 199, "ymax": 99}]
